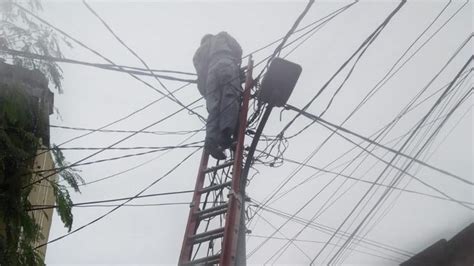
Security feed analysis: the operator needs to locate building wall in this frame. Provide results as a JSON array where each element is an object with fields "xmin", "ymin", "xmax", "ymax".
[
  {"xmin": 401, "ymin": 223, "xmax": 474, "ymax": 266},
  {"xmin": 0, "ymin": 62, "xmax": 56, "ymax": 260},
  {"xmin": 27, "ymin": 148, "xmax": 58, "ymax": 259}
]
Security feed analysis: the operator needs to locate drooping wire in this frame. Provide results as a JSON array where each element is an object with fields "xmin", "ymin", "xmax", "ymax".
[
  {"xmin": 35, "ymin": 147, "xmax": 201, "ymax": 249},
  {"xmin": 247, "ymin": 34, "xmax": 472, "ymax": 260},
  {"xmin": 312, "ymin": 56, "xmax": 472, "ymax": 265},
  {"xmin": 28, "ymin": 189, "xmax": 195, "ymax": 211}
]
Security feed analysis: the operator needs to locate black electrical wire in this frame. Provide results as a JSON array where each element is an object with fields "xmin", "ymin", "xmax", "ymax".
[
  {"xmin": 34, "ymin": 81, "xmax": 193, "ymax": 159},
  {"xmin": 248, "ymin": 39, "xmax": 472, "ymax": 258},
  {"xmin": 276, "ymin": 0, "xmax": 407, "ymax": 137},
  {"xmin": 285, "ymin": 104, "xmax": 471, "ymax": 185},
  {"xmin": 82, "ymin": 0, "xmax": 202, "ymax": 122},
  {"xmin": 50, "ymin": 124, "xmax": 204, "ymax": 136},
  {"xmin": 28, "ymin": 189, "xmax": 194, "ymax": 211},
  {"xmin": 242, "ymin": 1, "xmax": 357, "ymax": 59},
  {"xmin": 43, "ymin": 0, "xmax": 342, "ymax": 191},
  {"xmin": 247, "ymin": 2, "xmax": 410, "ymax": 233},
  {"xmin": 19, "ymin": 0, "xmax": 352, "ymax": 166},
  {"xmin": 331, "ymin": 78, "xmax": 473, "ymax": 264},
  {"xmin": 252, "ymin": 201, "xmax": 414, "ymax": 258},
  {"xmin": 322, "ymin": 88, "xmax": 468, "ymax": 265},
  {"xmin": 251, "ymin": 203, "xmax": 312, "ymax": 261},
  {"xmin": 311, "ymin": 56, "xmax": 473, "ymax": 265},
  {"xmin": 252, "ymin": 33, "xmax": 472, "ymax": 226},
  {"xmin": 334, "ymin": 86, "xmax": 473, "ymax": 266},
  {"xmin": 332, "ymin": 93, "xmax": 472, "ymax": 265},
  {"xmin": 0, "ymin": 48, "xmax": 197, "ymax": 83},
  {"xmin": 248, "ymin": 234, "xmax": 402, "ymax": 263},
  {"xmin": 286, "ymin": 0, "xmax": 468, "ymax": 140},
  {"xmin": 255, "ymin": 0, "xmax": 315, "ymax": 80},
  {"xmin": 49, "ymin": 145, "xmax": 200, "ymax": 151},
  {"xmin": 30, "ymin": 141, "xmax": 203, "ymax": 174},
  {"xmin": 34, "ymin": 147, "xmax": 201, "ymax": 249},
  {"xmin": 255, "ymin": 149, "xmax": 473, "ymax": 206},
  {"xmin": 23, "ymin": 96, "xmax": 203, "ymax": 189},
  {"xmin": 340, "ymin": 92, "xmax": 473, "ymax": 264},
  {"xmin": 14, "ymin": 3, "xmax": 206, "ymax": 123}
]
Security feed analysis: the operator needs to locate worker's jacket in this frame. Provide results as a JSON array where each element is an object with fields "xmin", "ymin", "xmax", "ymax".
[{"xmin": 193, "ymin": 32, "xmax": 243, "ymax": 96}]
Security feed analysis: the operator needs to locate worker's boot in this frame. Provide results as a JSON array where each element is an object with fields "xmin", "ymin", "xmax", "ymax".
[
  {"xmin": 205, "ymin": 140, "xmax": 226, "ymax": 160},
  {"xmin": 221, "ymin": 128, "xmax": 234, "ymax": 150}
]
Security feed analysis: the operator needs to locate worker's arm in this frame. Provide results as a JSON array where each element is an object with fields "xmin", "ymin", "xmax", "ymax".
[
  {"xmin": 193, "ymin": 45, "xmax": 209, "ymax": 96},
  {"xmin": 220, "ymin": 32, "xmax": 242, "ymax": 64}
]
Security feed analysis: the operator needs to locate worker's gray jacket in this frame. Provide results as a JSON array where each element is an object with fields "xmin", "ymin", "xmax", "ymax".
[
  {"xmin": 193, "ymin": 32, "xmax": 242, "ymax": 96},
  {"xmin": 193, "ymin": 32, "xmax": 243, "ymax": 145}
]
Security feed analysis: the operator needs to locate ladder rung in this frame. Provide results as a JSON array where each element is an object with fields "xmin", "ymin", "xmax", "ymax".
[
  {"xmin": 199, "ymin": 181, "xmax": 232, "ymax": 194},
  {"xmin": 182, "ymin": 254, "xmax": 220, "ymax": 265},
  {"xmin": 190, "ymin": 227, "xmax": 225, "ymax": 244},
  {"xmin": 203, "ymin": 161, "xmax": 234, "ymax": 173},
  {"xmin": 195, "ymin": 203, "xmax": 228, "ymax": 220}
]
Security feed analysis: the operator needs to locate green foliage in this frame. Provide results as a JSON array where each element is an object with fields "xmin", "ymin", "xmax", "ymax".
[
  {"xmin": 51, "ymin": 145, "xmax": 84, "ymax": 193},
  {"xmin": 0, "ymin": 0, "xmax": 71, "ymax": 92},
  {"xmin": 49, "ymin": 182, "xmax": 73, "ymax": 232},
  {"xmin": 0, "ymin": 83, "xmax": 43, "ymax": 264}
]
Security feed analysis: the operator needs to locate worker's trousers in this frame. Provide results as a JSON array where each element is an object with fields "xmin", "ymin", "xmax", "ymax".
[{"xmin": 205, "ymin": 57, "xmax": 241, "ymax": 148}]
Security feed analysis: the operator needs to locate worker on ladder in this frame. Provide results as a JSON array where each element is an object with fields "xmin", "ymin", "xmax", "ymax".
[{"xmin": 193, "ymin": 31, "xmax": 243, "ymax": 160}]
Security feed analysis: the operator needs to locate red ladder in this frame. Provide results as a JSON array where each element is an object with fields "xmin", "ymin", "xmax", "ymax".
[{"xmin": 178, "ymin": 57, "xmax": 253, "ymax": 265}]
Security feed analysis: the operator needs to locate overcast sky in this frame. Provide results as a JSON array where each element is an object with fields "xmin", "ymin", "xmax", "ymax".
[{"xmin": 36, "ymin": 0, "xmax": 473, "ymax": 265}]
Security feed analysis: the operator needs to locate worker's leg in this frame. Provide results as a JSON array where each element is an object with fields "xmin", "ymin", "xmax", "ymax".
[
  {"xmin": 218, "ymin": 60, "xmax": 242, "ymax": 149},
  {"xmin": 205, "ymin": 64, "xmax": 226, "ymax": 160}
]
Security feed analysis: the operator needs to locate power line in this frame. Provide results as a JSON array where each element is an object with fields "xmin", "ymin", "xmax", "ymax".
[
  {"xmin": 281, "ymin": 1, "xmax": 358, "ymax": 59},
  {"xmin": 247, "ymin": 35, "xmax": 472, "ymax": 259},
  {"xmin": 82, "ymin": 0, "xmax": 203, "ymax": 122},
  {"xmin": 264, "ymin": 87, "xmax": 472, "ymax": 265},
  {"xmin": 332, "ymin": 76, "xmax": 474, "ymax": 264},
  {"xmin": 337, "ymin": 91, "xmax": 473, "ymax": 264},
  {"xmin": 34, "ymin": 81, "xmax": 193, "ymax": 160},
  {"xmin": 323, "ymin": 85, "xmax": 471, "ymax": 264},
  {"xmin": 246, "ymin": 2, "xmax": 410, "ymax": 238},
  {"xmin": 285, "ymin": 104, "xmax": 471, "ymax": 185},
  {"xmin": 242, "ymin": 1, "xmax": 357, "ymax": 59},
  {"xmin": 12, "ymin": 1, "xmax": 324, "ymax": 178},
  {"xmin": 265, "ymin": 70, "xmax": 472, "ymax": 205},
  {"xmin": 28, "ymin": 189, "xmax": 195, "ymax": 211},
  {"xmin": 72, "ymin": 132, "xmax": 204, "ymax": 188},
  {"xmin": 35, "ymin": 147, "xmax": 201, "ymax": 249},
  {"xmin": 0, "ymin": 48, "xmax": 197, "ymax": 83},
  {"xmin": 15, "ymin": 0, "xmax": 352, "ymax": 166},
  {"xmin": 252, "ymin": 202, "xmax": 414, "ymax": 258},
  {"xmin": 311, "ymin": 55, "xmax": 473, "ymax": 265},
  {"xmin": 252, "ymin": 208, "xmax": 312, "ymax": 261},
  {"xmin": 50, "ymin": 124, "xmax": 204, "ymax": 135},
  {"xmin": 255, "ymin": 149, "xmax": 473, "ymax": 206},
  {"xmin": 48, "ymin": 145, "xmax": 201, "ymax": 151},
  {"xmin": 248, "ymin": 234, "xmax": 402, "ymax": 263},
  {"xmin": 334, "ymin": 86, "xmax": 473, "ymax": 265},
  {"xmin": 23, "ymin": 96, "xmax": 202, "ymax": 189},
  {"xmin": 277, "ymin": 0, "xmax": 408, "ymax": 137},
  {"xmin": 14, "ymin": 3, "xmax": 206, "ymax": 123},
  {"xmin": 254, "ymin": 0, "xmax": 315, "ymax": 80},
  {"xmin": 286, "ymin": 0, "xmax": 469, "ymax": 140},
  {"xmin": 30, "ymin": 142, "xmax": 203, "ymax": 174},
  {"xmin": 332, "ymin": 91, "xmax": 473, "ymax": 265}
]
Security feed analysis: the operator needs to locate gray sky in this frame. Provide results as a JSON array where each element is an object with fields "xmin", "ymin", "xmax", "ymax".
[{"xmin": 38, "ymin": 0, "xmax": 472, "ymax": 265}]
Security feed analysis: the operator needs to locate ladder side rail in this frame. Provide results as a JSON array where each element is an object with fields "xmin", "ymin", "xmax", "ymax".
[
  {"xmin": 178, "ymin": 150, "xmax": 210, "ymax": 264},
  {"xmin": 221, "ymin": 56, "xmax": 254, "ymax": 265}
]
